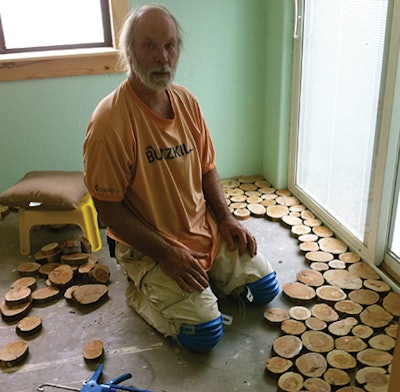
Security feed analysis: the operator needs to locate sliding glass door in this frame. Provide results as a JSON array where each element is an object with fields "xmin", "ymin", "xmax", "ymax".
[{"xmin": 289, "ymin": 0, "xmax": 400, "ymax": 275}]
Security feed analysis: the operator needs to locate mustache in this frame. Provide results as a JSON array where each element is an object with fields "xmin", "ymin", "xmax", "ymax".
[{"xmin": 150, "ymin": 65, "xmax": 173, "ymax": 74}]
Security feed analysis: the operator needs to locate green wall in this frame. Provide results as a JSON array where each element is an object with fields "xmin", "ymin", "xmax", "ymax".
[{"xmin": 0, "ymin": 0, "xmax": 292, "ymax": 193}]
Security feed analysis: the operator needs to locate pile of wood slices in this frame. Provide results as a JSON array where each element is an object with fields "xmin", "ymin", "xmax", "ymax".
[
  {"xmin": 0, "ymin": 236, "xmax": 109, "ymax": 368},
  {"xmin": 224, "ymin": 175, "xmax": 399, "ymax": 392}
]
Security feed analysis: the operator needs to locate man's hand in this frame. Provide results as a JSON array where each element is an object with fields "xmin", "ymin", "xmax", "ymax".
[
  {"xmin": 157, "ymin": 246, "xmax": 210, "ymax": 293},
  {"xmin": 218, "ymin": 214, "xmax": 257, "ymax": 257}
]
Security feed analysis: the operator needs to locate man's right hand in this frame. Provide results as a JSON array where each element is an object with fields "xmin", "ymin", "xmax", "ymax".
[{"xmin": 157, "ymin": 246, "xmax": 210, "ymax": 293}]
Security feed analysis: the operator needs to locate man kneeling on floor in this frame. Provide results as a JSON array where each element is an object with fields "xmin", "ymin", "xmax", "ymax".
[{"xmin": 83, "ymin": 4, "xmax": 280, "ymax": 352}]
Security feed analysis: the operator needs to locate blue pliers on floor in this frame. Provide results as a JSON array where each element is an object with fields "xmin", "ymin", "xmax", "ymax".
[{"xmin": 37, "ymin": 364, "xmax": 155, "ymax": 392}]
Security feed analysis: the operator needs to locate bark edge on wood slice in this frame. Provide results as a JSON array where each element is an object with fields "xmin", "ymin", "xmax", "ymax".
[
  {"xmin": 17, "ymin": 262, "xmax": 41, "ymax": 277},
  {"xmin": 11, "ymin": 276, "xmax": 37, "ymax": 291},
  {"xmin": 382, "ymin": 291, "xmax": 400, "ymax": 317},
  {"xmin": 4, "ymin": 287, "xmax": 31, "ymax": 307},
  {"xmin": 263, "ymin": 307, "xmax": 290, "ymax": 326},
  {"xmin": 0, "ymin": 340, "xmax": 29, "ymax": 368},
  {"xmin": 83, "ymin": 339, "xmax": 104, "ymax": 362},
  {"xmin": 0, "ymin": 299, "xmax": 32, "ymax": 323},
  {"xmin": 31, "ymin": 286, "xmax": 60, "ymax": 306}
]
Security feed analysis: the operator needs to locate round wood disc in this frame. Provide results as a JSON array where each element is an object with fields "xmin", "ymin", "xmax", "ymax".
[
  {"xmin": 281, "ymin": 319, "xmax": 306, "ymax": 336},
  {"xmin": 368, "ymin": 334, "xmax": 396, "ymax": 351},
  {"xmin": 231, "ymin": 202, "xmax": 247, "ymax": 210},
  {"xmin": 382, "ymin": 291, "xmax": 400, "ymax": 317},
  {"xmin": 318, "ymin": 237, "xmax": 348, "ymax": 254},
  {"xmin": 385, "ymin": 324, "xmax": 398, "ymax": 338},
  {"xmin": 0, "ymin": 340, "xmax": 29, "ymax": 367},
  {"xmin": 282, "ymin": 215, "xmax": 303, "ymax": 227},
  {"xmin": 303, "ymin": 378, "xmax": 331, "ymax": 392},
  {"xmin": 299, "ymin": 241, "xmax": 319, "ymax": 252},
  {"xmin": 227, "ymin": 187, "xmax": 244, "ymax": 196},
  {"xmin": 64, "ymin": 285, "xmax": 79, "ymax": 301},
  {"xmin": 348, "ymin": 289, "xmax": 380, "ymax": 306},
  {"xmin": 311, "ymin": 303, "xmax": 339, "ymax": 322},
  {"xmin": 316, "ymin": 285, "xmax": 347, "ymax": 303},
  {"xmin": 17, "ymin": 262, "xmax": 41, "ymax": 277},
  {"xmin": 348, "ymin": 262, "xmax": 380, "ymax": 280},
  {"xmin": 41, "ymin": 242, "xmax": 60, "ymax": 255},
  {"xmin": 338, "ymin": 252, "xmax": 361, "ymax": 263},
  {"xmin": 48, "ymin": 264, "xmax": 74, "ymax": 287},
  {"xmin": 312, "ymin": 225, "xmax": 333, "ymax": 238},
  {"xmin": 38, "ymin": 262, "xmax": 61, "ymax": 278},
  {"xmin": 60, "ymin": 253, "xmax": 89, "ymax": 266},
  {"xmin": 303, "ymin": 218, "xmax": 322, "ymax": 228},
  {"xmin": 31, "ymin": 286, "xmax": 60, "ymax": 306},
  {"xmin": 233, "ymin": 208, "xmax": 251, "ymax": 220},
  {"xmin": 72, "ymin": 284, "xmax": 109, "ymax": 305},
  {"xmin": 326, "ymin": 349, "xmax": 357, "ymax": 370},
  {"xmin": 238, "ymin": 175, "xmax": 264, "ymax": 184},
  {"xmin": 334, "ymin": 336, "xmax": 367, "ymax": 353},
  {"xmin": 305, "ymin": 317, "xmax": 327, "ymax": 331},
  {"xmin": 334, "ymin": 300, "xmax": 363, "ymax": 316},
  {"xmin": 83, "ymin": 339, "xmax": 104, "ymax": 361},
  {"xmin": 359, "ymin": 304, "xmax": 393, "ymax": 329},
  {"xmin": 357, "ymin": 348, "xmax": 392, "ymax": 367},
  {"xmin": 355, "ymin": 367, "xmax": 389, "ymax": 390},
  {"xmin": 298, "ymin": 233, "xmax": 319, "ymax": 243},
  {"xmin": 301, "ymin": 330, "xmax": 334, "ymax": 353},
  {"xmin": 276, "ymin": 189, "xmax": 292, "ymax": 196},
  {"xmin": 11, "ymin": 277, "xmax": 37, "ymax": 291},
  {"xmin": 276, "ymin": 196, "xmax": 300, "ymax": 206},
  {"xmin": 277, "ymin": 372, "xmax": 304, "ymax": 392},
  {"xmin": 266, "ymin": 205, "xmax": 289, "ymax": 220},
  {"xmin": 282, "ymin": 282, "xmax": 316, "ymax": 303},
  {"xmin": 221, "ymin": 179, "xmax": 240, "ymax": 188},
  {"xmin": 363, "ymin": 279, "xmax": 391, "ymax": 294},
  {"xmin": 230, "ymin": 195, "xmax": 246, "ymax": 203},
  {"xmin": 16, "ymin": 315, "xmax": 42, "ymax": 337},
  {"xmin": 328, "ymin": 317, "xmax": 358, "ymax": 337},
  {"xmin": 305, "ymin": 251, "xmax": 334, "ymax": 263},
  {"xmin": 0, "ymin": 300, "xmax": 32, "ymax": 323},
  {"xmin": 254, "ymin": 180, "xmax": 271, "ymax": 188},
  {"xmin": 89, "ymin": 264, "xmax": 110, "ymax": 284},
  {"xmin": 309, "ymin": 262, "xmax": 329, "ymax": 272},
  {"xmin": 245, "ymin": 190, "xmax": 261, "ymax": 198},
  {"xmin": 323, "ymin": 270, "xmax": 363, "ymax": 290},
  {"xmin": 296, "ymin": 269, "xmax": 324, "ymax": 287},
  {"xmin": 272, "ymin": 335, "xmax": 303, "ymax": 359},
  {"xmin": 239, "ymin": 183, "xmax": 258, "ymax": 192},
  {"xmin": 323, "ymin": 368, "xmax": 351, "ymax": 387},
  {"xmin": 246, "ymin": 196, "xmax": 262, "ymax": 204},
  {"xmin": 4, "ymin": 287, "xmax": 31, "ymax": 307},
  {"xmin": 335, "ymin": 387, "xmax": 364, "ymax": 392},
  {"xmin": 295, "ymin": 352, "xmax": 327, "ymax": 377},
  {"xmin": 263, "ymin": 308, "xmax": 290, "ymax": 325},
  {"xmin": 247, "ymin": 203, "xmax": 266, "ymax": 217},
  {"xmin": 265, "ymin": 356, "xmax": 293, "ymax": 377},
  {"xmin": 328, "ymin": 260, "xmax": 346, "ymax": 269},
  {"xmin": 288, "ymin": 306, "xmax": 312, "ymax": 321},
  {"xmin": 352, "ymin": 324, "xmax": 374, "ymax": 340},
  {"xmin": 291, "ymin": 224, "xmax": 311, "ymax": 237}
]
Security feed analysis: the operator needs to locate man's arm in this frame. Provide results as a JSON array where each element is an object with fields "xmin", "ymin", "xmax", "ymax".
[
  {"xmin": 93, "ymin": 198, "xmax": 209, "ymax": 292},
  {"xmin": 202, "ymin": 168, "xmax": 257, "ymax": 256}
]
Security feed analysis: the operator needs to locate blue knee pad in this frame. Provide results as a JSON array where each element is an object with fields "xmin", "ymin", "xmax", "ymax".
[
  {"xmin": 176, "ymin": 316, "xmax": 224, "ymax": 352},
  {"xmin": 241, "ymin": 272, "xmax": 280, "ymax": 305}
]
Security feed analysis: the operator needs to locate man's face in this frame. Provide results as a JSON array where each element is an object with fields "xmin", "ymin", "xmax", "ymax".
[{"xmin": 131, "ymin": 10, "xmax": 179, "ymax": 92}]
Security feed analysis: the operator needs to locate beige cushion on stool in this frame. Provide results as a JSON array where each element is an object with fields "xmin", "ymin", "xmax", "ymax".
[
  {"xmin": 0, "ymin": 171, "xmax": 87, "ymax": 210},
  {"xmin": 0, "ymin": 171, "xmax": 102, "ymax": 255}
]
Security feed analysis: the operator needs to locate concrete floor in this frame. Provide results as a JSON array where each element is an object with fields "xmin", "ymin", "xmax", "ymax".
[{"xmin": 0, "ymin": 209, "xmax": 304, "ymax": 392}]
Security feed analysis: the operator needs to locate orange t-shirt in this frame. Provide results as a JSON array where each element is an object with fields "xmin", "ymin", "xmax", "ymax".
[{"xmin": 83, "ymin": 80, "xmax": 221, "ymax": 270}]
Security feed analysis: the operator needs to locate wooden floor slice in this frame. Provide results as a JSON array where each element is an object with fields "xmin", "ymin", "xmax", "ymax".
[
  {"xmin": 326, "ymin": 349, "xmax": 357, "ymax": 370},
  {"xmin": 266, "ymin": 205, "xmax": 289, "ymax": 221},
  {"xmin": 282, "ymin": 282, "xmax": 316, "ymax": 303},
  {"xmin": 265, "ymin": 356, "xmax": 293, "ymax": 378},
  {"xmin": 263, "ymin": 308, "xmax": 290, "ymax": 325},
  {"xmin": 301, "ymin": 330, "xmax": 334, "ymax": 353},
  {"xmin": 83, "ymin": 340, "xmax": 104, "ymax": 361},
  {"xmin": 4, "ymin": 287, "xmax": 31, "ymax": 307},
  {"xmin": 382, "ymin": 291, "xmax": 400, "ymax": 317},
  {"xmin": 348, "ymin": 289, "xmax": 380, "ymax": 306},
  {"xmin": 288, "ymin": 306, "xmax": 312, "ymax": 321},
  {"xmin": 323, "ymin": 270, "xmax": 362, "ymax": 290},
  {"xmin": 311, "ymin": 303, "xmax": 339, "ymax": 323},
  {"xmin": 318, "ymin": 237, "xmax": 348, "ymax": 254},
  {"xmin": 305, "ymin": 317, "xmax": 327, "ymax": 331},
  {"xmin": 303, "ymin": 378, "xmax": 331, "ymax": 392},
  {"xmin": 0, "ymin": 340, "xmax": 29, "ymax": 368},
  {"xmin": 338, "ymin": 252, "xmax": 361, "ymax": 264},
  {"xmin": 348, "ymin": 262, "xmax": 381, "ymax": 280},
  {"xmin": 368, "ymin": 334, "xmax": 396, "ymax": 351},
  {"xmin": 295, "ymin": 352, "xmax": 327, "ymax": 377},
  {"xmin": 11, "ymin": 277, "xmax": 37, "ymax": 291},
  {"xmin": 328, "ymin": 317, "xmax": 358, "ymax": 337},
  {"xmin": 48, "ymin": 264, "xmax": 74, "ymax": 287},
  {"xmin": 0, "ymin": 300, "xmax": 32, "ymax": 323},
  {"xmin": 355, "ymin": 367, "xmax": 389, "ymax": 391},
  {"xmin": 305, "ymin": 251, "xmax": 334, "ymax": 263},
  {"xmin": 323, "ymin": 368, "xmax": 351, "ymax": 387},
  {"xmin": 31, "ymin": 286, "xmax": 60, "ymax": 306},
  {"xmin": 278, "ymin": 372, "xmax": 304, "ymax": 392},
  {"xmin": 17, "ymin": 262, "xmax": 41, "ymax": 277},
  {"xmin": 16, "ymin": 315, "xmax": 42, "ymax": 337},
  {"xmin": 272, "ymin": 335, "xmax": 303, "ymax": 359},
  {"xmin": 352, "ymin": 324, "xmax": 374, "ymax": 340},
  {"xmin": 334, "ymin": 336, "xmax": 367, "ymax": 353},
  {"xmin": 296, "ymin": 269, "xmax": 324, "ymax": 287},
  {"xmin": 281, "ymin": 319, "xmax": 306, "ymax": 335},
  {"xmin": 363, "ymin": 279, "xmax": 391, "ymax": 294},
  {"xmin": 316, "ymin": 285, "xmax": 347, "ymax": 303},
  {"xmin": 359, "ymin": 304, "xmax": 393, "ymax": 329},
  {"xmin": 334, "ymin": 300, "xmax": 363, "ymax": 317},
  {"xmin": 357, "ymin": 348, "xmax": 393, "ymax": 367},
  {"xmin": 72, "ymin": 284, "xmax": 109, "ymax": 305}
]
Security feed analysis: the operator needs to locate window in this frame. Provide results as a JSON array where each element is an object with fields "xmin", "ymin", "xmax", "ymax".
[
  {"xmin": 0, "ymin": 0, "xmax": 129, "ymax": 81},
  {"xmin": 289, "ymin": 0, "xmax": 400, "ymax": 279}
]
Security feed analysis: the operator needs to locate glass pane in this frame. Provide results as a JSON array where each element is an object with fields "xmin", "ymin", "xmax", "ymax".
[
  {"xmin": 296, "ymin": 0, "xmax": 388, "ymax": 240},
  {"xmin": 0, "ymin": 0, "xmax": 104, "ymax": 49},
  {"xmin": 389, "ymin": 172, "xmax": 400, "ymax": 257}
]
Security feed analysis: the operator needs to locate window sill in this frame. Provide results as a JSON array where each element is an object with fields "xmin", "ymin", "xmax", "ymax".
[{"xmin": 0, "ymin": 47, "xmax": 124, "ymax": 82}]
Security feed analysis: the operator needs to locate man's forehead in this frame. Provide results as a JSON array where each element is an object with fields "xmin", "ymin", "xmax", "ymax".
[{"xmin": 135, "ymin": 8, "xmax": 177, "ymax": 36}]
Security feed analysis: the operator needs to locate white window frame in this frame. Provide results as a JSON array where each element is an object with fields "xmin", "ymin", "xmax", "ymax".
[
  {"xmin": 0, "ymin": 0, "xmax": 129, "ymax": 82},
  {"xmin": 288, "ymin": 0, "xmax": 400, "ymax": 287}
]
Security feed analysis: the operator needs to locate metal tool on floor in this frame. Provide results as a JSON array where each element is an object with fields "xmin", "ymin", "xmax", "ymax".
[{"xmin": 37, "ymin": 364, "xmax": 155, "ymax": 392}]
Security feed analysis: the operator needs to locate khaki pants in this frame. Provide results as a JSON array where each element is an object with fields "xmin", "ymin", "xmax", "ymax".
[{"xmin": 116, "ymin": 241, "xmax": 274, "ymax": 337}]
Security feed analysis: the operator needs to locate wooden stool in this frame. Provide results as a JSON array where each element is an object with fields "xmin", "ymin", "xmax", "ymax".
[{"xmin": 18, "ymin": 193, "xmax": 102, "ymax": 255}]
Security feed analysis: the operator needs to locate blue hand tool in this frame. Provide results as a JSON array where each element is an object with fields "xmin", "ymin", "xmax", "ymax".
[{"xmin": 37, "ymin": 364, "xmax": 155, "ymax": 392}]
